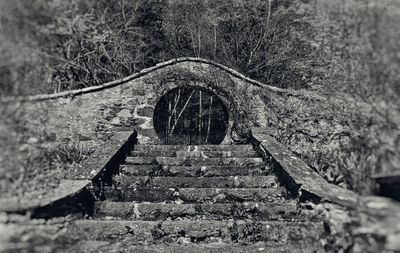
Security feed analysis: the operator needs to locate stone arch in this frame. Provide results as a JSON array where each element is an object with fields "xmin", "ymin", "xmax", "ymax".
[
  {"xmin": 131, "ymin": 66, "xmax": 247, "ymax": 144},
  {"xmin": 2, "ymin": 58, "xmax": 302, "ymax": 147}
]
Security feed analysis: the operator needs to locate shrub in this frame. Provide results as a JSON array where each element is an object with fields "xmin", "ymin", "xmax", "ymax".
[{"xmin": 52, "ymin": 141, "xmax": 95, "ymax": 170}]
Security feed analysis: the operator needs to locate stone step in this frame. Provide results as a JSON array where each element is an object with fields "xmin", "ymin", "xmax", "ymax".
[
  {"xmin": 133, "ymin": 145, "xmax": 254, "ymax": 152},
  {"xmin": 69, "ymin": 241, "xmax": 322, "ymax": 253},
  {"xmin": 114, "ymin": 176, "xmax": 278, "ymax": 189},
  {"xmin": 124, "ymin": 157, "xmax": 158, "ymax": 165},
  {"xmin": 157, "ymin": 157, "xmax": 264, "ymax": 166},
  {"xmin": 104, "ymin": 187, "xmax": 284, "ymax": 203},
  {"xmin": 71, "ymin": 220, "xmax": 324, "ymax": 245},
  {"xmin": 129, "ymin": 150, "xmax": 258, "ymax": 158},
  {"xmin": 0, "ymin": 224, "xmax": 322, "ymax": 253},
  {"xmin": 94, "ymin": 201, "xmax": 298, "ymax": 221},
  {"xmin": 125, "ymin": 157, "xmax": 264, "ymax": 166},
  {"xmin": 120, "ymin": 165, "xmax": 271, "ymax": 177}
]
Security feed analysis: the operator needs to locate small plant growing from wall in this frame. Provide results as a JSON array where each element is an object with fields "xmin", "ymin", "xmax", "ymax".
[{"xmin": 52, "ymin": 141, "xmax": 95, "ymax": 171}]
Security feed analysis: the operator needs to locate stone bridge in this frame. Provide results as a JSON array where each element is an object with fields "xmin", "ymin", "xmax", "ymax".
[{"xmin": 0, "ymin": 58, "xmax": 400, "ymax": 252}]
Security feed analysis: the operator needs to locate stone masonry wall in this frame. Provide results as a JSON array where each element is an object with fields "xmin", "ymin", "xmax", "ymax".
[{"xmin": 2, "ymin": 60, "xmax": 269, "ymax": 183}]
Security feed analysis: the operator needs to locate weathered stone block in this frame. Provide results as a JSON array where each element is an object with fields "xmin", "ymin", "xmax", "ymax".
[
  {"xmin": 131, "ymin": 87, "xmax": 147, "ymax": 96},
  {"xmin": 133, "ymin": 118, "xmax": 146, "ymax": 126},
  {"xmin": 106, "ymin": 187, "xmax": 283, "ymax": 203},
  {"xmin": 116, "ymin": 176, "xmax": 277, "ymax": 189},
  {"xmin": 110, "ymin": 117, "xmax": 121, "ymax": 125},
  {"xmin": 153, "ymin": 157, "xmax": 264, "ymax": 167},
  {"xmin": 69, "ymin": 220, "xmax": 323, "ymax": 245},
  {"xmin": 134, "ymin": 144, "xmax": 254, "ymax": 152},
  {"xmin": 137, "ymin": 106, "xmax": 154, "ymax": 117},
  {"xmin": 117, "ymin": 109, "xmax": 132, "ymax": 117},
  {"xmin": 147, "ymin": 96, "xmax": 158, "ymax": 104}
]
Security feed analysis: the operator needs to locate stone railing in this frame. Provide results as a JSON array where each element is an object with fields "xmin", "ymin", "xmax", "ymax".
[
  {"xmin": 250, "ymin": 128, "xmax": 359, "ymax": 207},
  {"xmin": 250, "ymin": 127, "xmax": 400, "ymax": 251},
  {"xmin": 0, "ymin": 57, "xmax": 323, "ymax": 103},
  {"xmin": 0, "ymin": 130, "xmax": 138, "ymax": 218}
]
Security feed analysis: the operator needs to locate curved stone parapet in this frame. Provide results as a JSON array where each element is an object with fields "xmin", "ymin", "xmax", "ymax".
[
  {"xmin": 0, "ymin": 57, "xmax": 323, "ymax": 103},
  {"xmin": 0, "ymin": 180, "xmax": 89, "ymax": 213}
]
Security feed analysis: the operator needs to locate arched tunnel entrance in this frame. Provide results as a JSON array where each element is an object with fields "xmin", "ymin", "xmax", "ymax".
[{"xmin": 153, "ymin": 86, "xmax": 229, "ymax": 145}]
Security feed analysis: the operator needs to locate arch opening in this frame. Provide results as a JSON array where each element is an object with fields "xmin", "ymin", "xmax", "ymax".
[{"xmin": 153, "ymin": 86, "xmax": 229, "ymax": 145}]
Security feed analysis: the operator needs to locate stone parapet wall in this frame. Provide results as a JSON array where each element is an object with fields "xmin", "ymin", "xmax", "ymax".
[
  {"xmin": 250, "ymin": 127, "xmax": 400, "ymax": 252},
  {"xmin": 0, "ymin": 57, "xmax": 320, "ymax": 103}
]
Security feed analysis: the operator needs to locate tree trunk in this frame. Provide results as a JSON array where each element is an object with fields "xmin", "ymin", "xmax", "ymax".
[
  {"xmin": 206, "ymin": 96, "xmax": 213, "ymax": 143},
  {"xmin": 169, "ymin": 89, "xmax": 195, "ymax": 137},
  {"xmin": 190, "ymin": 30, "xmax": 196, "ymax": 55},
  {"xmin": 198, "ymin": 28, "xmax": 201, "ymax": 57},
  {"xmin": 166, "ymin": 98, "xmax": 172, "ymax": 142},
  {"xmin": 199, "ymin": 90, "xmax": 202, "ymax": 142},
  {"xmin": 172, "ymin": 88, "xmax": 181, "ymax": 123},
  {"xmin": 167, "ymin": 88, "xmax": 181, "ymax": 140},
  {"xmin": 266, "ymin": 0, "xmax": 272, "ymax": 32},
  {"xmin": 214, "ymin": 25, "xmax": 217, "ymax": 60}
]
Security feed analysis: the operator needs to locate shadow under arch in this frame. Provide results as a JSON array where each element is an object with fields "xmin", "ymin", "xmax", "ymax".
[{"xmin": 153, "ymin": 85, "xmax": 229, "ymax": 145}]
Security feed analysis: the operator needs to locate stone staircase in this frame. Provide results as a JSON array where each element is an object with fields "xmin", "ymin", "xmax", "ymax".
[{"xmin": 69, "ymin": 144, "xmax": 325, "ymax": 252}]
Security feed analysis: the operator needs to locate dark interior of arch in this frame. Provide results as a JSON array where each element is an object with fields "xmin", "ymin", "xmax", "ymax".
[{"xmin": 153, "ymin": 86, "xmax": 228, "ymax": 145}]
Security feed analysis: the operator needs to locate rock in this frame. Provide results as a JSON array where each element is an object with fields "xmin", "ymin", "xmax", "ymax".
[
  {"xmin": 137, "ymin": 106, "xmax": 154, "ymax": 117},
  {"xmin": 27, "ymin": 137, "xmax": 39, "ymax": 144},
  {"xmin": 19, "ymin": 144, "xmax": 30, "ymax": 152},
  {"xmin": 117, "ymin": 109, "xmax": 132, "ymax": 118},
  {"xmin": 110, "ymin": 117, "xmax": 120, "ymax": 125},
  {"xmin": 386, "ymin": 233, "xmax": 400, "ymax": 251}
]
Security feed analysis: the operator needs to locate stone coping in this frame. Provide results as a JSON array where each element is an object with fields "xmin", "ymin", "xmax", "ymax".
[
  {"xmin": 251, "ymin": 128, "xmax": 400, "ymax": 251},
  {"xmin": 250, "ymin": 128, "xmax": 359, "ymax": 207},
  {"xmin": 0, "ymin": 131, "xmax": 137, "ymax": 213},
  {"xmin": 251, "ymin": 128, "xmax": 400, "ymax": 210},
  {"xmin": 0, "ymin": 57, "xmax": 324, "ymax": 103},
  {"xmin": 0, "ymin": 180, "xmax": 89, "ymax": 213}
]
